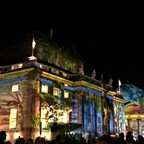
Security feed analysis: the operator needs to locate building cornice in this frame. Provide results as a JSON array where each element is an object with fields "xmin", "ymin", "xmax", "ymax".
[{"xmin": 113, "ymin": 96, "xmax": 125, "ymax": 103}]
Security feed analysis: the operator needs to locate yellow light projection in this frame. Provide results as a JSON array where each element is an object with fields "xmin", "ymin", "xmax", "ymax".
[
  {"xmin": 41, "ymin": 84, "xmax": 48, "ymax": 93},
  {"xmin": 64, "ymin": 90, "xmax": 69, "ymax": 98},
  {"xmin": 41, "ymin": 108, "xmax": 48, "ymax": 128},
  {"xmin": 12, "ymin": 85, "xmax": 19, "ymax": 92},
  {"xmin": 9, "ymin": 108, "xmax": 17, "ymax": 129},
  {"xmin": 41, "ymin": 103, "xmax": 71, "ymax": 128}
]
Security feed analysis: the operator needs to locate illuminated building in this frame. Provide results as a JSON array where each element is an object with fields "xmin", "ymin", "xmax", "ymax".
[
  {"xmin": 121, "ymin": 84, "xmax": 144, "ymax": 138},
  {"xmin": 0, "ymin": 32, "xmax": 125, "ymax": 143},
  {"xmin": 125, "ymin": 102, "xmax": 144, "ymax": 138}
]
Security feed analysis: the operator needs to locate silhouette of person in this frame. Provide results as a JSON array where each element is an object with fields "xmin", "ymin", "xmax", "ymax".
[
  {"xmin": 126, "ymin": 131, "xmax": 136, "ymax": 144},
  {"xmin": 0, "ymin": 130, "xmax": 7, "ymax": 144},
  {"xmin": 136, "ymin": 135, "xmax": 144, "ymax": 144},
  {"xmin": 96, "ymin": 134, "xmax": 115, "ymax": 144},
  {"xmin": 52, "ymin": 135, "xmax": 63, "ymax": 144},
  {"xmin": 117, "ymin": 132, "xmax": 127, "ymax": 144}
]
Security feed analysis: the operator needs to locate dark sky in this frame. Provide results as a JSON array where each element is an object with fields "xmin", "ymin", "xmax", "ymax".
[{"xmin": 1, "ymin": 1, "xmax": 144, "ymax": 89}]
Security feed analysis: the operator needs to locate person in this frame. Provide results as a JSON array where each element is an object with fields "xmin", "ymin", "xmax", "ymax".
[
  {"xmin": 27, "ymin": 138, "xmax": 34, "ymax": 144},
  {"xmin": 15, "ymin": 137, "xmax": 26, "ymax": 144},
  {"xmin": 52, "ymin": 135, "xmax": 63, "ymax": 144},
  {"xmin": 6, "ymin": 141, "xmax": 11, "ymax": 144},
  {"xmin": 35, "ymin": 136, "xmax": 46, "ymax": 144},
  {"xmin": 136, "ymin": 135, "xmax": 144, "ymax": 144},
  {"xmin": 0, "ymin": 130, "xmax": 7, "ymax": 144},
  {"xmin": 117, "ymin": 132, "xmax": 127, "ymax": 144},
  {"xmin": 96, "ymin": 134, "xmax": 115, "ymax": 144},
  {"xmin": 126, "ymin": 131, "xmax": 136, "ymax": 144}
]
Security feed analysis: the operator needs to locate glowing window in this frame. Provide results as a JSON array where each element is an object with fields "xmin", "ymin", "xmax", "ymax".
[
  {"xmin": 11, "ymin": 64, "xmax": 23, "ymax": 70},
  {"xmin": 40, "ymin": 64, "xmax": 43, "ymax": 69},
  {"xmin": 64, "ymin": 90, "xmax": 69, "ymax": 98},
  {"xmin": 58, "ymin": 110, "xmax": 69, "ymax": 123},
  {"xmin": 41, "ymin": 84, "xmax": 48, "ymax": 93},
  {"xmin": 53, "ymin": 87, "xmax": 59, "ymax": 96},
  {"xmin": 62, "ymin": 111, "xmax": 69, "ymax": 123},
  {"xmin": 41, "ymin": 108, "xmax": 48, "ymax": 128},
  {"xmin": 97, "ymin": 116, "xmax": 102, "ymax": 132},
  {"xmin": 9, "ymin": 108, "xmax": 17, "ymax": 129},
  {"xmin": 62, "ymin": 73, "xmax": 67, "ymax": 77},
  {"xmin": 12, "ymin": 85, "xmax": 19, "ymax": 92}
]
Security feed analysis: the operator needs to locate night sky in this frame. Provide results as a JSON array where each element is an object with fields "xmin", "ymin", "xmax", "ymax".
[{"xmin": 1, "ymin": 1, "xmax": 144, "ymax": 89}]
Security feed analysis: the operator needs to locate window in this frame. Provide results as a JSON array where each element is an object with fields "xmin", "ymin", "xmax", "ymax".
[
  {"xmin": 12, "ymin": 84, "xmax": 19, "ymax": 92},
  {"xmin": 58, "ymin": 110, "xmax": 69, "ymax": 123},
  {"xmin": 41, "ymin": 108, "xmax": 48, "ymax": 128},
  {"xmin": 64, "ymin": 90, "xmax": 69, "ymax": 98},
  {"xmin": 97, "ymin": 116, "xmax": 102, "ymax": 132},
  {"xmin": 53, "ymin": 87, "xmax": 59, "ymax": 96},
  {"xmin": 41, "ymin": 84, "xmax": 48, "ymax": 93},
  {"xmin": 9, "ymin": 108, "xmax": 17, "ymax": 129},
  {"xmin": 11, "ymin": 64, "xmax": 23, "ymax": 70},
  {"xmin": 62, "ymin": 72, "xmax": 67, "ymax": 77},
  {"xmin": 51, "ymin": 69, "xmax": 59, "ymax": 75},
  {"xmin": 40, "ymin": 64, "xmax": 43, "ymax": 69}
]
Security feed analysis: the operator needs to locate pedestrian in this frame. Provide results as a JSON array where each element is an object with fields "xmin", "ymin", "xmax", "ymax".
[
  {"xmin": 96, "ymin": 134, "xmax": 115, "ymax": 144},
  {"xmin": 117, "ymin": 132, "xmax": 127, "ymax": 144},
  {"xmin": 0, "ymin": 130, "xmax": 7, "ymax": 144},
  {"xmin": 126, "ymin": 131, "xmax": 136, "ymax": 144}
]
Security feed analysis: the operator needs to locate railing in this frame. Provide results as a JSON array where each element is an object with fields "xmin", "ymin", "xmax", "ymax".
[
  {"xmin": 0, "ymin": 61, "xmax": 70, "ymax": 79},
  {"xmin": 0, "ymin": 60, "xmax": 116, "ymax": 93}
]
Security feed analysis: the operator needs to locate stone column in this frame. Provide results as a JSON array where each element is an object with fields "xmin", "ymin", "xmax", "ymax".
[
  {"xmin": 127, "ymin": 119, "xmax": 131, "ymax": 131},
  {"xmin": 137, "ymin": 119, "xmax": 141, "ymax": 135}
]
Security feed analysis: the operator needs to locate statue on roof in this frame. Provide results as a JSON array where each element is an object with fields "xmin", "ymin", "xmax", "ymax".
[
  {"xmin": 79, "ymin": 63, "xmax": 84, "ymax": 75},
  {"xmin": 100, "ymin": 73, "xmax": 103, "ymax": 82},
  {"xmin": 108, "ymin": 77, "xmax": 113, "ymax": 86},
  {"xmin": 91, "ymin": 69, "xmax": 96, "ymax": 78}
]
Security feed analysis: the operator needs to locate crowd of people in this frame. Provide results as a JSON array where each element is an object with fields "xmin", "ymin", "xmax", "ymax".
[
  {"xmin": 96, "ymin": 131, "xmax": 144, "ymax": 144},
  {"xmin": 1, "ymin": 130, "xmax": 144, "ymax": 144}
]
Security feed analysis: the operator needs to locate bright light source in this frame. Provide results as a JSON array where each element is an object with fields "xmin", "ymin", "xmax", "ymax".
[{"xmin": 14, "ymin": 132, "xmax": 20, "ymax": 139}]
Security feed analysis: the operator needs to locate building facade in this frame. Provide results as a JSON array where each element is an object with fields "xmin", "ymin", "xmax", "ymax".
[
  {"xmin": 0, "ymin": 32, "xmax": 125, "ymax": 143},
  {"xmin": 125, "ymin": 102, "xmax": 144, "ymax": 138},
  {"xmin": 121, "ymin": 84, "xmax": 144, "ymax": 138}
]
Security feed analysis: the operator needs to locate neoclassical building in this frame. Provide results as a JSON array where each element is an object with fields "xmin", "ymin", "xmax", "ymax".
[
  {"xmin": 121, "ymin": 84, "xmax": 144, "ymax": 138},
  {"xmin": 0, "ymin": 32, "xmax": 125, "ymax": 143},
  {"xmin": 125, "ymin": 102, "xmax": 144, "ymax": 137}
]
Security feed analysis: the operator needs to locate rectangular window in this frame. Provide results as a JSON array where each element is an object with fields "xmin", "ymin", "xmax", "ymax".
[
  {"xmin": 9, "ymin": 108, "xmax": 17, "ymax": 129},
  {"xmin": 53, "ymin": 87, "xmax": 59, "ymax": 96},
  {"xmin": 41, "ymin": 108, "xmax": 48, "ymax": 128},
  {"xmin": 62, "ymin": 72, "xmax": 67, "ymax": 77},
  {"xmin": 41, "ymin": 84, "xmax": 48, "ymax": 93},
  {"xmin": 97, "ymin": 116, "xmax": 102, "ymax": 132},
  {"xmin": 39, "ymin": 64, "xmax": 49, "ymax": 71},
  {"xmin": 64, "ymin": 90, "xmax": 69, "ymax": 98},
  {"xmin": 57, "ymin": 110, "xmax": 69, "ymax": 123},
  {"xmin": 40, "ymin": 64, "xmax": 43, "ymax": 69},
  {"xmin": 51, "ymin": 69, "xmax": 59, "ymax": 75},
  {"xmin": 12, "ymin": 84, "xmax": 19, "ymax": 92},
  {"xmin": 11, "ymin": 64, "xmax": 23, "ymax": 70}
]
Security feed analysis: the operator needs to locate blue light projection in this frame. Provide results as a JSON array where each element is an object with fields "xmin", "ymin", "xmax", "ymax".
[
  {"xmin": 40, "ymin": 78, "xmax": 53, "ymax": 85},
  {"xmin": 40, "ymin": 78, "xmax": 114, "ymax": 100},
  {"xmin": 0, "ymin": 76, "xmax": 27, "ymax": 85},
  {"xmin": 121, "ymin": 84, "xmax": 144, "ymax": 103}
]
